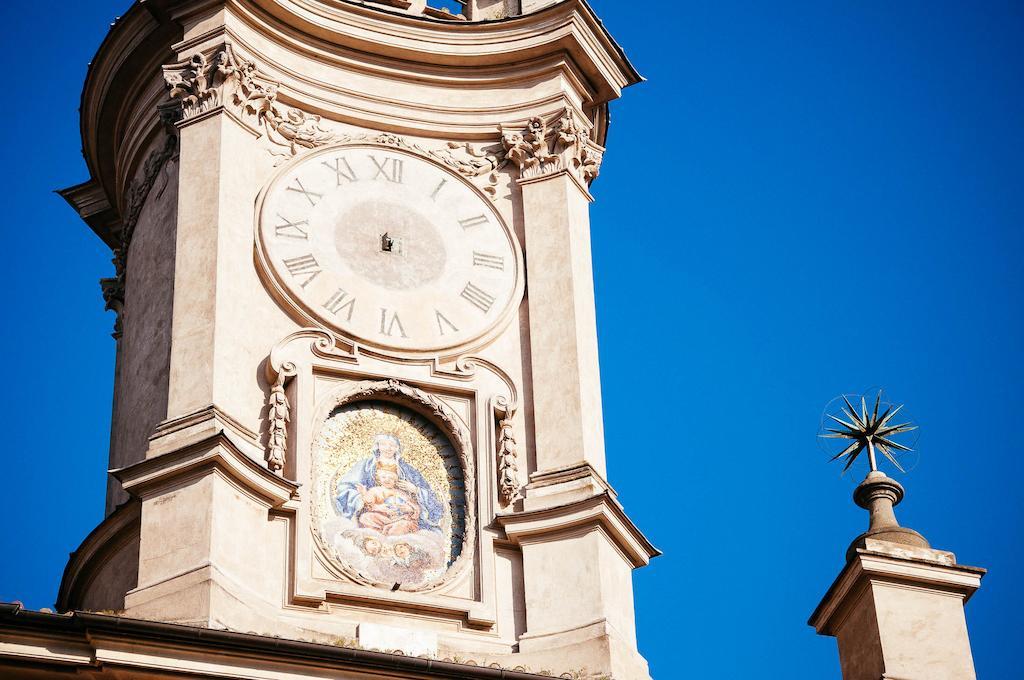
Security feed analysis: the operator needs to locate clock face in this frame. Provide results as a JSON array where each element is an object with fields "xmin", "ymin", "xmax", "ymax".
[{"xmin": 257, "ymin": 144, "xmax": 521, "ymax": 353}]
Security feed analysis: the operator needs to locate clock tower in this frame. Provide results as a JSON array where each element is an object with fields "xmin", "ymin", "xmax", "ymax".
[{"xmin": 55, "ymin": 1, "xmax": 656, "ymax": 678}]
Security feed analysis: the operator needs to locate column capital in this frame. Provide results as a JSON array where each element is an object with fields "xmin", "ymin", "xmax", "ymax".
[{"xmin": 501, "ymin": 109, "xmax": 604, "ymax": 187}]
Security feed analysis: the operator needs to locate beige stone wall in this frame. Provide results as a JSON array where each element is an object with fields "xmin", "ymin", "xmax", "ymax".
[
  {"xmin": 76, "ymin": 534, "xmax": 139, "ymax": 613},
  {"xmin": 107, "ymin": 140, "xmax": 179, "ymax": 513}
]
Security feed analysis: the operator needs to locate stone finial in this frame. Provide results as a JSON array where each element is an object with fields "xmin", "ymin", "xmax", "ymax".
[{"xmin": 845, "ymin": 470, "xmax": 929, "ymax": 561}]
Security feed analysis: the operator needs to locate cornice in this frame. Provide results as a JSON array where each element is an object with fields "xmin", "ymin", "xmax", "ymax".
[
  {"xmin": 246, "ymin": 0, "xmax": 638, "ymax": 85},
  {"xmin": 0, "ymin": 605, "xmax": 552, "ymax": 679},
  {"xmin": 113, "ymin": 408, "xmax": 299, "ymax": 508},
  {"xmin": 808, "ymin": 546, "xmax": 986, "ymax": 635},
  {"xmin": 496, "ymin": 491, "xmax": 660, "ymax": 568},
  {"xmin": 73, "ymin": 3, "xmax": 181, "ymax": 217}
]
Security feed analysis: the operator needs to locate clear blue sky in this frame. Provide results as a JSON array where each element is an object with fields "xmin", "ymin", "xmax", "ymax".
[{"xmin": 1, "ymin": 2, "xmax": 1021, "ymax": 678}]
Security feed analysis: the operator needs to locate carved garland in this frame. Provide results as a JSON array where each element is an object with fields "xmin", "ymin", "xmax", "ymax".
[
  {"xmin": 164, "ymin": 44, "xmax": 508, "ymax": 192},
  {"xmin": 265, "ymin": 367, "xmax": 292, "ymax": 472},
  {"xmin": 164, "ymin": 44, "xmax": 603, "ymax": 197},
  {"xmin": 494, "ymin": 397, "xmax": 522, "ymax": 505}
]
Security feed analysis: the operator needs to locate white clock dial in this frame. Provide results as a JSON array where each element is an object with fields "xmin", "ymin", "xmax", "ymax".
[{"xmin": 257, "ymin": 144, "xmax": 521, "ymax": 353}]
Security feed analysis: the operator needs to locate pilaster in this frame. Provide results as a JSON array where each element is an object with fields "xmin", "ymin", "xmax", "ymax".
[
  {"xmin": 498, "ymin": 493, "xmax": 658, "ymax": 680},
  {"xmin": 115, "ymin": 407, "xmax": 297, "ymax": 627},
  {"xmin": 509, "ymin": 113, "xmax": 607, "ymax": 483},
  {"xmin": 165, "ymin": 88, "xmax": 262, "ymax": 422}
]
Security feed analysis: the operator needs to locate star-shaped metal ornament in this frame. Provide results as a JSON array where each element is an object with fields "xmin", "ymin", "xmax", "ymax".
[{"xmin": 819, "ymin": 391, "xmax": 918, "ymax": 473}]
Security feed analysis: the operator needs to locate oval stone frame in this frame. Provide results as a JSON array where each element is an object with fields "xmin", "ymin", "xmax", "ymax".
[
  {"xmin": 309, "ymin": 379, "xmax": 476, "ymax": 592},
  {"xmin": 253, "ymin": 141, "xmax": 525, "ymax": 359}
]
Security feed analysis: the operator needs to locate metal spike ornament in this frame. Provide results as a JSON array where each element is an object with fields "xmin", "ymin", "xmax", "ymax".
[
  {"xmin": 820, "ymin": 391, "xmax": 918, "ymax": 474},
  {"xmin": 819, "ymin": 390, "xmax": 930, "ymax": 560}
]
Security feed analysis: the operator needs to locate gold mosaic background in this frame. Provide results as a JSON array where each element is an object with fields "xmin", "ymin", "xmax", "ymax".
[{"xmin": 312, "ymin": 400, "xmax": 462, "ymax": 570}]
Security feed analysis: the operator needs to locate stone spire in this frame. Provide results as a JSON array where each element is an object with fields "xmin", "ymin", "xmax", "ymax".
[
  {"xmin": 845, "ymin": 469, "xmax": 929, "ymax": 561},
  {"xmin": 810, "ymin": 393, "xmax": 986, "ymax": 680}
]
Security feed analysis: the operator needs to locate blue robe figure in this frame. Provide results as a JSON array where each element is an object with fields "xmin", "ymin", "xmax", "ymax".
[{"xmin": 335, "ymin": 434, "xmax": 444, "ymax": 533}]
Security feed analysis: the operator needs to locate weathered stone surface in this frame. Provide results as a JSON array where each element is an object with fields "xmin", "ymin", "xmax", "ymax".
[{"xmin": 46, "ymin": 1, "xmax": 655, "ymax": 679}]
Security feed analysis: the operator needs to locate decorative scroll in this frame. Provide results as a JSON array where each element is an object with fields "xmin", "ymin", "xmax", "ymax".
[
  {"xmin": 500, "ymin": 108, "xmax": 604, "ymax": 184},
  {"xmin": 264, "ymin": 329, "xmax": 355, "ymax": 474},
  {"xmin": 494, "ymin": 398, "xmax": 521, "ymax": 505}
]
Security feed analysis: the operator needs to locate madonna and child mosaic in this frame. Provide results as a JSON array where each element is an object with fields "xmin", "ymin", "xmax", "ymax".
[{"xmin": 312, "ymin": 401, "xmax": 467, "ymax": 589}]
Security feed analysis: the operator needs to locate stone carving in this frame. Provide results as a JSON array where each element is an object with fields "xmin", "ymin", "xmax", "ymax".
[
  {"xmin": 266, "ymin": 109, "xmax": 337, "ymax": 154},
  {"xmin": 501, "ymin": 116, "xmax": 557, "ymax": 177},
  {"xmin": 166, "ymin": 44, "xmax": 509, "ymax": 195},
  {"xmin": 99, "ymin": 274, "xmax": 124, "ymax": 339},
  {"xmin": 266, "ymin": 367, "xmax": 292, "ymax": 472},
  {"xmin": 494, "ymin": 397, "xmax": 521, "ymax": 505},
  {"xmin": 101, "ymin": 111, "xmax": 179, "ymax": 338},
  {"xmin": 500, "ymin": 109, "xmax": 604, "ymax": 184},
  {"xmin": 556, "ymin": 111, "xmax": 603, "ymax": 183},
  {"xmin": 164, "ymin": 50, "xmax": 234, "ymax": 120},
  {"xmin": 165, "ymin": 44, "xmax": 338, "ymax": 154}
]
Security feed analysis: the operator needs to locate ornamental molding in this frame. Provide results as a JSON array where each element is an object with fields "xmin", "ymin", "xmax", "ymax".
[
  {"xmin": 165, "ymin": 46, "xmax": 607, "ymax": 196},
  {"xmin": 164, "ymin": 43, "xmax": 507, "ymax": 182},
  {"xmin": 500, "ymin": 109, "xmax": 604, "ymax": 184}
]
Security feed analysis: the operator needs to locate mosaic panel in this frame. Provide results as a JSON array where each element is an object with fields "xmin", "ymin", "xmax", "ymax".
[{"xmin": 312, "ymin": 400, "xmax": 466, "ymax": 589}]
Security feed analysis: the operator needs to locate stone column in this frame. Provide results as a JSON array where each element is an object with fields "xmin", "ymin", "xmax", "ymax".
[
  {"xmin": 162, "ymin": 47, "xmax": 262, "ymax": 424},
  {"xmin": 520, "ymin": 170, "xmax": 606, "ymax": 478},
  {"xmin": 810, "ymin": 472, "xmax": 985, "ymax": 680}
]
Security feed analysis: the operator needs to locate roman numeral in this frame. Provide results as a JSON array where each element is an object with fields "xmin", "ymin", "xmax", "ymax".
[
  {"xmin": 283, "ymin": 254, "xmax": 321, "ymax": 288},
  {"xmin": 369, "ymin": 155, "xmax": 404, "ymax": 183},
  {"xmin": 472, "ymin": 251, "xmax": 504, "ymax": 271},
  {"xmin": 460, "ymin": 282, "xmax": 496, "ymax": 314},
  {"xmin": 323, "ymin": 288, "xmax": 356, "ymax": 321},
  {"xmin": 286, "ymin": 177, "xmax": 323, "ymax": 206},
  {"xmin": 322, "ymin": 157, "xmax": 358, "ymax": 185},
  {"xmin": 274, "ymin": 214, "xmax": 309, "ymax": 240},
  {"xmin": 379, "ymin": 308, "xmax": 408, "ymax": 338},
  {"xmin": 459, "ymin": 214, "xmax": 489, "ymax": 230},
  {"xmin": 429, "ymin": 178, "xmax": 448, "ymax": 201},
  {"xmin": 435, "ymin": 310, "xmax": 459, "ymax": 336}
]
